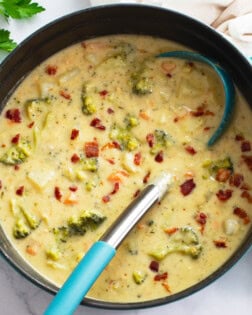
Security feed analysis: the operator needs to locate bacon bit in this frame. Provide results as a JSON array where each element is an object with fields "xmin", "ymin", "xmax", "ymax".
[
  {"xmin": 214, "ymin": 240, "xmax": 227, "ymax": 248},
  {"xmin": 134, "ymin": 152, "xmax": 142, "ymax": 166},
  {"xmin": 0, "ymin": 180, "xmax": 2, "ymax": 190},
  {"xmin": 154, "ymin": 272, "xmax": 168, "ymax": 281},
  {"xmin": 204, "ymin": 126, "xmax": 211, "ymax": 131},
  {"xmin": 180, "ymin": 179, "xmax": 196, "ymax": 196},
  {"xmin": 146, "ymin": 133, "xmax": 155, "ymax": 148},
  {"xmin": 5, "ymin": 108, "xmax": 21, "ymax": 123},
  {"xmin": 107, "ymin": 107, "xmax": 114, "ymax": 114},
  {"xmin": 185, "ymin": 145, "xmax": 197, "ymax": 155},
  {"xmin": 229, "ymin": 173, "xmax": 244, "ymax": 187},
  {"xmin": 101, "ymin": 141, "xmax": 121, "ymax": 151},
  {"xmin": 54, "ymin": 186, "xmax": 62, "ymax": 201},
  {"xmin": 81, "ymin": 41, "xmax": 87, "ymax": 48},
  {"xmin": 149, "ymin": 261, "xmax": 159, "ymax": 272},
  {"xmin": 215, "ymin": 168, "xmax": 231, "ymax": 182},
  {"xmin": 235, "ymin": 134, "xmax": 244, "ymax": 141},
  {"xmin": 173, "ymin": 117, "xmax": 179, "ymax": 123},
  {"xmin": 60, "ymin": 90, "xmax": 71, "ymax": 100},
  {"xmin": 195, "ymin": 212, "xmax": 207, "ymax": 233},
  {"xmin": 27, "ymin": 121, "xmax": 35, "ymax": 128},
  {"xmin": 64, "ymin": 192, "xmax": 78, "ymax": 205},
  {"xmin": 102, "ymin": 195, "xmax": 110, "ymax": 203},
  {"xmin": 111, "ymin": 182, "xmax": 120, "ymax": 195},
  {"xmin": 166, "ymin": 73, "xmax": 172, "ymax": 78},
  {"xmin": 139, "ymin": 110, "xmax": 150, "ymax": 120},
  {"xmin": 1, "ymin": 144, "xmax": 6, "ymax": 147},
  {"xmin": 71, "ymin": 153, "xmax": 80, "ymax": 163},
  {"xmin": 90, "ymin": 118, "xmax": 106, "ymax": 130},
  {"xmin": 69, "ymin": 186, "xmax": 78, "ymax": 192},
  {"xmin": 16, "ymin": 186, "xmax": 24, "ymax": 196},
  {"xmin": 99, "ymin": 90, "xmax": 108, "ymax": 97},
  {"xmin": 233, "ymin": 207, "xmax": 250, "ymax": 224},
  {"xmin": 11, "ymin": 134, "xmax": 20, "ymax": 144},
  {"xmin": 133, "ymin": 189, "xmax": 141, "ymax": 198},
  {"xmin": 205, "ymin": 110, "xmax": 215, "ymax": 116},
  {"xmin": 14, "ymin": 165, "xmax": 20, "ymax": 171},
  {"xmin": 241, "ymin": 191, "xmax": 252, "ymax": 203},
  {"xmin": 242, "ymin": 155, "xmax": 252, "ymax": 171},
  {"xmin": 106, "ymin": 158, "xmax": 115, "ymax": 165},
  {"xmin": 155, "ymin": 150, "xmax": 164, "ymax": 163},
  {"xmin": 107, "ymin": 170, "xmax": 129, "ymax": 183},
  {"xmin": 85, "ymin": 141, "xmax": 99, "ymax": 158},
  {"xmin": 26, "ymin": 245, "xmax": 38, "ymax": 256},
  {"xmin": 143, "ymin": 171, "xmax": 151, "ymax": 184},
  {"xmin": 70, "ymin": 129, "xmax": 79, "ymax": 140},
  {"xmin": 216, "ymin": 189, "xmax": 233, "ymax": 201},
  {"xmin": 45, "ymin": 65, "xmax": 58, "ymax": 75},
  {"xmin": 164, "ymin": 227, "xmax": 179, "ymax": 235},
  {"xmin": 162, "ymin": 282, "xmax": 171, "ymax": 293},
  {"xmin": 241, "ymin": 141, "xmax": 251, "ymax": 152},
  {"xmin": 191, "ymin": 105, "xmax": 214, "ymax": 117}
]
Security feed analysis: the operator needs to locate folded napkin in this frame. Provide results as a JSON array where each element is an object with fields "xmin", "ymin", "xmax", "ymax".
[{"xmin": 90, "ymin": 0, "xmax": 252, "ymax": 58}]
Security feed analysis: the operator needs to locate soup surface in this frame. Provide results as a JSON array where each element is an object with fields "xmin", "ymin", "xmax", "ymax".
[{"xmin": 0, "ymin": 35, "xmax": 251, "ymax": 303}]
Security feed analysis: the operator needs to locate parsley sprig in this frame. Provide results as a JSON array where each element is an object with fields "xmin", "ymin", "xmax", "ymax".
[{"xmin": 0, "ymin": 0, "xmax": 45, "ymax": 52}]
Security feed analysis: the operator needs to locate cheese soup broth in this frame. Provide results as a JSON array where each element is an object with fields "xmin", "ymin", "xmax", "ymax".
[{"xmin": 0, "ymin": 35, "xmax": 251, "ymax": 303}]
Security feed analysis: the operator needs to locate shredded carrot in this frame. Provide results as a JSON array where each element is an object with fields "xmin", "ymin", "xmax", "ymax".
[
  {"xmin": 107, "ymin": 170, "xmax": 129, "ymax": 183},
  {"xmin": 139, "ymin": 110, "xmax": 150, "ymax": 120},
  {"xmin": 26, "ymin": 244, "xmax": 38, "ymax": 256},
  {"xmin": 164, "ymin": 227, "xmax": 179, "ymax": 235},
  {"xmin": 162, "ymin": 282, "xmax": 172, "ymax": 293},
  {"xmin": 137, "ymin": 223, "xmax": 145, "ymax": 230},
  {"xmin": 63, "ymin": 192, "xmax": 78, "ymax": 205},
  {"xmin": 101, "ymin": 142, "xmax": 119, "ymax": 151},
  {"xmin": 184, "ymin": 171, "xmax": 194, "ymax": 179}
]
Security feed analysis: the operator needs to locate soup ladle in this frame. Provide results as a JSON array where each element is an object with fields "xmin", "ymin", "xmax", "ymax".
[
  {"xmin": 44, "ymin": 172, "xmax": 172, "ymax": 315},
  {"xmin": 156, "ymin": 51, "xmax": 235, "ymax": 147}
]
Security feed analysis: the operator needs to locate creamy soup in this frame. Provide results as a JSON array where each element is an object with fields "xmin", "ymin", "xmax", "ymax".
[{"xmin": 0, "ymin": 35, "xmax": 251, "ymax": 303}]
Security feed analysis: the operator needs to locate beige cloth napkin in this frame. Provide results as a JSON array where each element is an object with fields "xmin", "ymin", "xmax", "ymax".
[{"xmin": 90, "ymin": 0, "xmax": 252, "ymax": 57}]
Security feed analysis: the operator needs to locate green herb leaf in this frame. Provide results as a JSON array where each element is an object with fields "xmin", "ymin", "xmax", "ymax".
[
  {"xmin": 0, "ymin": 0, "xmax": 45, "ymax": 19},
  {"xmin": 0, "ymin": 29, "xmax": 17, "ymax": 52}
]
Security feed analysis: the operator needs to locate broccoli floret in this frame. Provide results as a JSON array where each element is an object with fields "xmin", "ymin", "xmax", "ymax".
[
  {"xmin": 80, "ymin": 157, "xmax": 98, "ymax": 172},
  {"xmin": 149, "ymin": 129, "xmax": 174, "ymax": 155},
  {"xmin": 132, "ymin": 270, "xmax": 147, "ymax": 284},
  {"xmin": 132, "ymin": 77, "xmax": 152, "ymax": 95},
  {"xmin": 124, "ymin": 114, "xmax": 139, "ymax": 129},
  {"xmin": 203, "ymin": 157, "xmax": 233, "ymax": 176},
  {"xmin": 20, "ymin": 207, "xmax": 40, "ymax": 230},
  {"xmin": 0, "ymin": 139, "xmax": 32, "ymax": 165},
  {"xmin": 109, "ymin": 124, "xmax": 139, "ymax": 151},
  {"xmin": 112, "ymin": 41, "xmax": 135, "ymax": 59},
  {"xmin": 149, "ymin": 226, "xmax": 202, "ymax": 260},
  {"xmin": 53, "ymin": 210, "xmax": 106, "ymax": 242},
  {"xmin": 13, "ymin": 218, "xmax": 30, "ymax": 239},
  {"xmin": 46, "ymin": 247, "xmax": 61, "ymax": 261}
]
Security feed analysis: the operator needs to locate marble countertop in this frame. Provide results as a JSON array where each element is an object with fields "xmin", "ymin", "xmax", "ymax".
[{"xmin": 0, "ymin": 1, "xmax": 251, "ymax": 314}]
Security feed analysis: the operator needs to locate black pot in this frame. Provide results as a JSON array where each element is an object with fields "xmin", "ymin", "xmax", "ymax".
[{"xmin": 0, "ymin": 4, "xmax": 251, "ymax": 310}]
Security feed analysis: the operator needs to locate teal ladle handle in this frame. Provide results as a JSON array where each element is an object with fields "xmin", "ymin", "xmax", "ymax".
[
  {"xmin": 44, "ymin": 241, "xmax": 116, "ymax": 315},
  {"xmin": 157, "ymin": 51, "xmax": 235, "ymax": 147}
]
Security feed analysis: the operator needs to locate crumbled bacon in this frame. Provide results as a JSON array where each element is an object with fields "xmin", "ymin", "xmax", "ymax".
[
  {"xmin": 229, "ymin": 173, "xmax": 244, "ymax": 187},
  {"xmin": 233, "ymin": 207, "xmax": 250, "ymax": 224},
  {"xmin": 241, "ymin": 191, "xmax": 252, "ymax": 203},
  {"xmin": 134, "ymin": 152, "xmax": 142, "ymax": 166},
  {"xmin": 27, "ymin": 121, "xmax": 35, "ymax": 128},
  {"xmin": 71, "ymin": 153, "xmax": 80, "ymax": 163},
  {"xmin": 214, "ymin": 240, "xmax": 227, "ymax": 248},
  {"xmin": 155, "ymin": 150, "xmax": 164, "ymax": 163},
  {"xmin": 99, "ymin": 90, "xmax": 108, "ymax": 97},
  {"xmin": 70, "ymin": 129, "xmax": 79, "ymax": 140},
  {"xmin": 16, "ymin": 186, "xmax": 24, "ymax": 196},
  {"xmin": 90, "ymin": 118, "xmax": 106, "ymax": 130},
  {"xmin": 149, "ymin": 261, "xmax": 159, "ymax": 272},
  {"xmin": 216, "ymin": 189, "xmax": 233, "ymax": 201},
  {"xmin": 11, "ymin": 134, "xmax": 20, "ymax": 144},
  {"xmin": 133, "ymin": 189, "xmax": 141, "ymax": 198},
  {"xmin": 107, "ymin": 108, "xmax": 114, "ymax": 114},
  {"xmin": 241, "ymin": 141, "xmax": 251, "ymax": 152},
  {"xmin": 154, "ymin": 272, "xmax": 168, "ymax": 281},
  {"xmin": 161, "ymin": 282, "xmax": 171, "ymax": 293},
  {"xmin": 146, "ymin": 133, "xmax": 155, "ymax": 148},
  {"xmin": 14, "ymin": 165, "xmax": 20, "ymax": 171},
  {"xmin": 191, "ymin": 105, "xmax": 214, "ymax": 117},
  {"xmin": 111, "ymin": 182, "xmax": 120, "ymax": 195},
  {"xmin": 69, "ymin": 186, "xmax": 78, "ymax": 192},
  {"xmin": 45, "ymin": 65, "xmax": 58, "ymax": 75},
  {"xmin": 180, "ymin": 179, "xmax": 196, "ymax": 196},
  {"xmin": 5, "ymin": 109, "xmax": 21, "ymax": 123},
  {"xmin": 84, "ymin": 141, "xmax": 99, "ymax": 158},
  {"xmin": 0, "ymin": 180, "xmax": 2, "ymax": 190},
  {"xmin": 102, "ymin": 195, "xmax": 111, "ymax": 203},
  {"xmin": 195, "ymin": 212, "xmax": 207, "ymax": 225},
  {"xmin": 106, "ymin": 158, "xmax": 115, "ymax": 165},
  {"xmin": 235, "ymin": 134, "xmax": 244, "ymax": 141},
  {"xmin": 60, "ymin": 90, "xmax": 71, "ymax": 100},
  {"xmin": 215, "ymin": 168, "xmax": 231, "ymax": 182},
  {"xmin": 185, "ymin": 145, "xmax": 197, "ymax": 155},
  {"xmin": 242, "ymin": 155, "xmax": 252, "ymax": 171},
  {"xmin": 143, "ymin": 171, "xmax": 151, "ymax": 184},
  {"xmin": 54, "ymin": 186, "xmax": 62, "ymax": 201},
  {"xmin": 204, "ymin": 126, "xmax": 211, "ymax": 131}
]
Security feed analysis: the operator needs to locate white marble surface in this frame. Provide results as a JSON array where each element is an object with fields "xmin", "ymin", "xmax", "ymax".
[{"xmin": 0, "ymin": 0, "xmax": 251, "ymax": 314}]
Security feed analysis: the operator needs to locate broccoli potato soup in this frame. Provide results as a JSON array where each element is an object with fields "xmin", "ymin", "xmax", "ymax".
[{"xmin": 0, "ymin": 35, "xmax": 251, "ymax": 303}]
